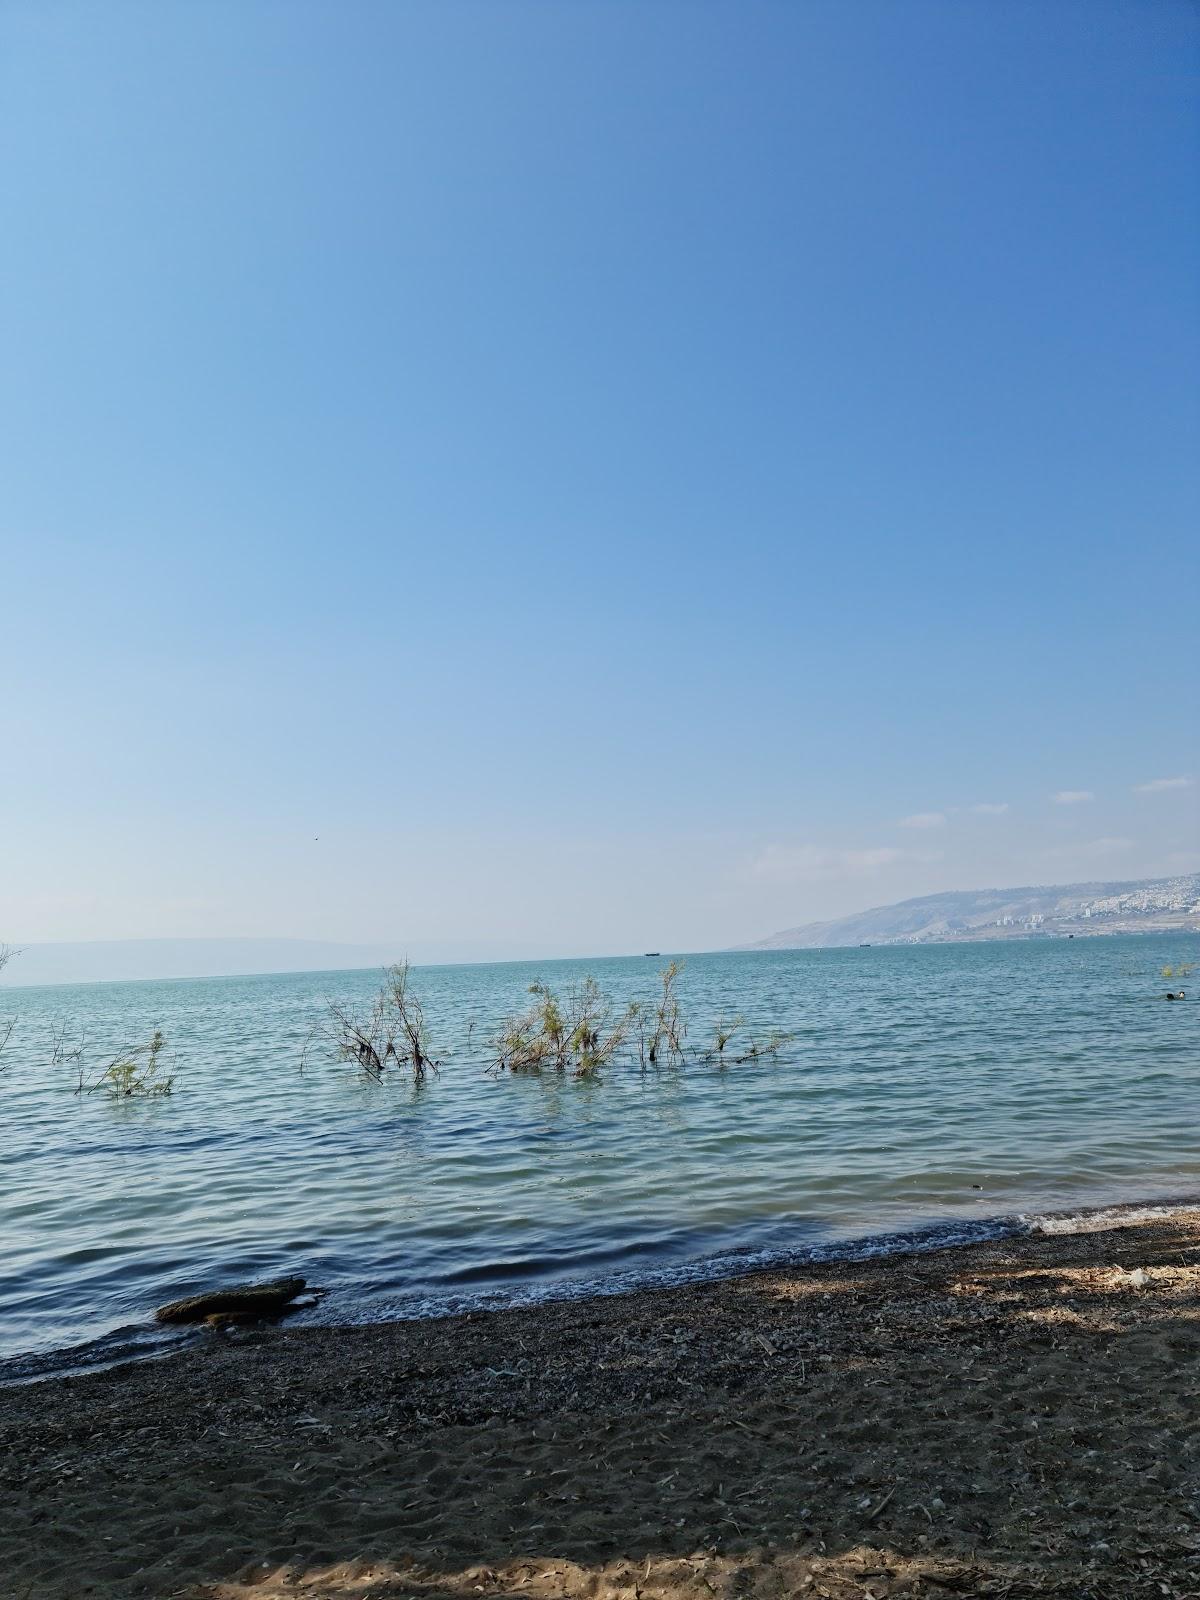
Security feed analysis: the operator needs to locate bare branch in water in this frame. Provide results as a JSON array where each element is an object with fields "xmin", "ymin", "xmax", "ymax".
[
  {"xmin": 49, "ymin": 1020, "xmax": 86, "ymax": 1069},
  {"xmin": 635, "ymin": 960, "xmax": 688, "ymax": 1068},
  {"xmin": 317, "ymin": 961, "xmax": 438, "ymax": 1080},
  {"xmin": 0, "ymin": 946, "xmax": 23, "ymax": 1074},
  {"xmin": 702, "ymin": 1025, "xmax": 796, "ymax": 1066},
  {"xmin": 711, "ymin": 1015, "xmax": 744, "ymax": 1057}
]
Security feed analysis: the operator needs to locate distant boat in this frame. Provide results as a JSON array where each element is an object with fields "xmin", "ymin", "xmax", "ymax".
[
  {"xmin": 859, "ymin": 942, "xmax": 871, "ymax": 947},
  {"xmin": 644, "ymin": 951, "xmax": 661, "ymax": 957}
]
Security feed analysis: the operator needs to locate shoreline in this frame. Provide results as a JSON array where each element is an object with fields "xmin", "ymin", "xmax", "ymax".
[
  {"xmin": 5, "ymin": 1207, "xmax": 1200, "ymax": 1598},
  {"xmin": 8, "ymin": 1191, "xmax": 1200, "ymax": 1388}
]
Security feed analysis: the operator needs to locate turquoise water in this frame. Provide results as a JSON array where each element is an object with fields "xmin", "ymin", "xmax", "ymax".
[{"xmin": 1, "ymin": 937, "xmax": 1196, "ymax": 1374}]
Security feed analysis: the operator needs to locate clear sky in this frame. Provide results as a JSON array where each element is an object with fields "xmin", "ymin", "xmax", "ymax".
[{"xmin": 1, "ymin": 0, "xmax": 1197, "ymax": 959}]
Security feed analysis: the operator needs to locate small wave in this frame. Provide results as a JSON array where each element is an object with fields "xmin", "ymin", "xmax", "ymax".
[
  {"xmin": 1018, "ymin": 1195, "xmax": 1200, "ymax": 1236},
  {"xmin": 0, "ymin": 1322, "xmax": 193, "ymax": 1388},
  {"xmin": 205, "ymin": 1192, "xmax": 1200, "ymax": 1326},
  {"xmin": 7, "ymin": 1193, "xmax": 1197, "ymax": 1385},
  {"xmin": 312, "ymin": 1214, "xmax": 1027, "ymax": 1328}
]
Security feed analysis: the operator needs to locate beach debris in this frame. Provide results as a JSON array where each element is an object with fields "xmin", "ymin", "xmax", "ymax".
[
  {"xmin": 155, "ymin": 1275, "xmax": 308, "ymax": 1324},
  {"xmin": 865, "ymin": 1483, "xmax": 897, "ymax": 1520}
]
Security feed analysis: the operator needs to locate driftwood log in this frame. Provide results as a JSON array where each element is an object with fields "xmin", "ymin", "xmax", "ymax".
[{"xmin": 155, "ymin": 1276, "xmax": 307, "ymax": 1325}]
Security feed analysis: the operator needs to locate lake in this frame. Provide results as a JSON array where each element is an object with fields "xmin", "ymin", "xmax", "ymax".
[{"xmin": 1, "ymin": 936, "xmax": 1196, "ymax": 1377}]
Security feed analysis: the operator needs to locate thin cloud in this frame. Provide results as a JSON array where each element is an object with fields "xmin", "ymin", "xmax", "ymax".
[
  {"xmin": 749, "ymin": 844, "xmax": 933, "ymax": 884},
  {"xmin": 1040, "ymin": 836, "xmax": 1134, "ymax": 863},
  {"xmin": 898, "ymin": 811, "xmax": 947, "ymax": 829},
  {"xmin": 971, "ymin": 802, "xmax": 1009, "ymax": 815},
  {"xmin": 1134, "ymin": 776, "xmax": 1194, "ymax": 794},
  {"xmin": 1052, "ymin": 790, "xmax": 1094, "ymax": 805}
]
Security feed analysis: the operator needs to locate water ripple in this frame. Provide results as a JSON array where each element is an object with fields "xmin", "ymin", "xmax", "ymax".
[{"xmin": 1, "ymin": 938, "xmax": 1196, "ymax": 1366}]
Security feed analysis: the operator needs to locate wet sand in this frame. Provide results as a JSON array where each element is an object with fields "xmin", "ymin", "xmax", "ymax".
[{"xmin": 4, "ymin": 1210, "xmax": 1200, "ymax": 1599}]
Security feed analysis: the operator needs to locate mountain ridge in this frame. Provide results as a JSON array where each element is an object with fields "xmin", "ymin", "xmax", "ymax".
[
  {"xmin": 0, "ymin": 936, "xmax": 550, "ymax": 988},
  {"xmin": 740, "ymin": 873, "xmax": 1200, "ymax": 949}
]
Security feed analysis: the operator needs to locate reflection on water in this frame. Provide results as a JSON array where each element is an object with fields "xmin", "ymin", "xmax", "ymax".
[{"xmin": 1, "ymin": 936, "xmax": 1197, "ymax": 1369}]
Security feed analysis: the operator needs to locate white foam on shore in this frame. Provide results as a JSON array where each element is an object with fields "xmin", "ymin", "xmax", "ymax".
[
  {"xmin": 1019, "ymin": 1199, "xmax": 1200, "ymax": 1236},
  {"xmin": 359, "ymin": 1195, "xmax": 1200, "ymax": 1325}
]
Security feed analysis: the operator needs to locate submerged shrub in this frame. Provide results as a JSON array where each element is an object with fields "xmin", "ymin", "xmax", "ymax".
[
  {"xmin": 317, "ymin": 960, "xmax": 437, "ymax": 1080},
  {"xmin": 711, "ymin": 1015, "xmax": 744, "ymax": 1057},
  {"xmin": 634, "ymin": 960, "xmax": 687, "ymax": 1068},
  {"xmin": 0, "ymin": 945, "xmax": 17, "ymax": 1073},
  {"xmin": 492, "ymin": 975, "xmax": 636, "ymax": 1077},
  {"xmin": 740, "ymin": 1029, "xmax": 797, "ymax": 1061},
  {"xmin": 704, "ymin": 1023, "xmax": 796, "ymax": 1066},
  {"xmin": 490, "ymin": 962, "xmax": 794, "ymax": 1079},
  {"xmin": 77, "ymin": 1030, "xmax": 175, "ymax": 1097}
]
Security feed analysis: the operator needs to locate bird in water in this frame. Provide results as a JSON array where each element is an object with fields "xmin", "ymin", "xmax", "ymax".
[{"xmin": 1166, "ymin": 990, "xmax": 1186, "ymax": 1001}]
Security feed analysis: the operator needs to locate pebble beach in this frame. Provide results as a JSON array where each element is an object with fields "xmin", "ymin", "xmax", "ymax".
[{"xmin": 5, "ymin": 1207, "xmax": 1200, "ymax": 1600}]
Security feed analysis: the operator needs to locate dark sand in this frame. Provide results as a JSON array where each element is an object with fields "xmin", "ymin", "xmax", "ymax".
[{"xmin": 4, "ymin": 1210, "xmax": 1200, "ymax": 1599}]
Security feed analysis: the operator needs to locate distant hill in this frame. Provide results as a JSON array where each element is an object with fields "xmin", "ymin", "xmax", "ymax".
[
  {"xmin": 0, "ymin": 936, "xmax": 547, "ymax": 988},
  {"xmin": 741, "ymin": 874, "xmax": 1200, "ymax": 949}
]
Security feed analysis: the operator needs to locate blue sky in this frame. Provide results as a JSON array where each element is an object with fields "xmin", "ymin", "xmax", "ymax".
[{"xmin": 1, "ymin": 0, "xmax": 1197, "ymax": 956}]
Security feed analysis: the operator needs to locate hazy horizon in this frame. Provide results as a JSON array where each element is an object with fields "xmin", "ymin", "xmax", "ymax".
[{"xmin": 3, "ymin": 864, "xmax": 1196, "ymax": 986}]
